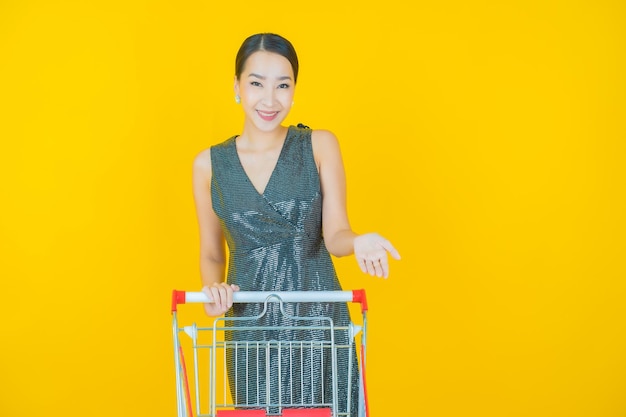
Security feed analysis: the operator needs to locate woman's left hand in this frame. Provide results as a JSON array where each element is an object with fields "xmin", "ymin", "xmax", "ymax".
[{"xmin": 354, "ymin": 232, "xmax": 401, "ymax": 278}]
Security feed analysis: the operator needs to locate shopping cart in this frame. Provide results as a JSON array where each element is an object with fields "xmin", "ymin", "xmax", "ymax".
[{"xmin": 171, "ymin": 290, "xmax": 370, "ymax": 417}]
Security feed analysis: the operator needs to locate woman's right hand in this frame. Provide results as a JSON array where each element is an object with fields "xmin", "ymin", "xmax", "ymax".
[
  {"xmin": 354, "ymin": 232, "xmax": 401, "ymax": 278},
  {"xmin": 201, "ymin": 283, "xmax": 240, "ymax": 316}
]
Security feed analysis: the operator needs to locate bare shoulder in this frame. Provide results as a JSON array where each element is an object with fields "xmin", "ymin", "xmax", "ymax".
[
  {"xmin": 311, "ymin": 129, "xmax": 341, "ymax": 154},
  {"xmin": 193, "ymin": 147, "xmax": 213, "ymax": 178},
  {"xmin": 310, "ymin": 129, "xmax": 343, "ymax": 169},
  {"xmin": 311, "ymin": 128, "xmax": 338, "ymax": 143}
]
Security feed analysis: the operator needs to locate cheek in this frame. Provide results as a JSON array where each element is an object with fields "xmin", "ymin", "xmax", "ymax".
[
  {"xmin": 241, "ymin": 88, "xmax": 261, "ymax": 102},
  {"xmin": 277, "ymin": 89, "xmax": 295, "ymax": 104}
]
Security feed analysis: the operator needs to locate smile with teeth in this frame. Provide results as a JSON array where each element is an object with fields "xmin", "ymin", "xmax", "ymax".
[{"xmin": 257, "ymin": 110, "xmax": 279, "ymax": 121}]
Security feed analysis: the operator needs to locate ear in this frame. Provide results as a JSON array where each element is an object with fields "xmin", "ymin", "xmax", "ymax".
[{"xmin": 233, "ymin": 76, "xmax": 240, "ymax": 96}]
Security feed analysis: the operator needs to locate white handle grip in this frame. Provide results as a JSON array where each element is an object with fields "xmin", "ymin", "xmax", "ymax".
[
  {"xmin": 188, "ymin": 290, "xmax": 355, "ymax": 303},
  {"xmin": 171, "ymin": 289, "xmax": 368, "ymax": 312}
]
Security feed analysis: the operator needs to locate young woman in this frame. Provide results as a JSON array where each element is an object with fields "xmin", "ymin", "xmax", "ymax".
[{"xmin": 192, "ymin": 32, "xmax": 400, "ymax": 416}]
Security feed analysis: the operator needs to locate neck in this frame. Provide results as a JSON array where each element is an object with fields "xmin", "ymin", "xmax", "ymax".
[{"xmin": 239, "ymin": 122, "xmax": 288, "ymax": 150}]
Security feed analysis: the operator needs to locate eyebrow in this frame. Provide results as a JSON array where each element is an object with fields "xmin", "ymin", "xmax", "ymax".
[{"xmin": 248, "ymin": 73, "xmax": 292, "ymax": 81}]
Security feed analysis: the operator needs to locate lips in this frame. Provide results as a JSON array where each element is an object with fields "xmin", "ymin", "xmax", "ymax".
[{"xmin": 257, "ymin": 110, "xmax": 279, "ymax": 121}]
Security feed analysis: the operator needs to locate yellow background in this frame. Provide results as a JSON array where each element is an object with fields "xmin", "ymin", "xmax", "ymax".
[{"xmin": 1, "ymin": 1, "xmax": 625, "ymax": 416}]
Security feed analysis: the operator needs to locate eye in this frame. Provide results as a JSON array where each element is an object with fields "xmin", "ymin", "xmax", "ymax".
[
  {"xmin": 278, "ymin": 83, "xmax": 290, "ymax": 89},
  {"xmin": 250, "ymin": 81, "xmax": 262, "ymax": 87}
]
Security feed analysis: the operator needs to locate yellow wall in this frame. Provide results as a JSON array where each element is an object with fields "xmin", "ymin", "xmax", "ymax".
[{"xmin": 1, "ymin": 1, "xmax": 625, "ymax": 416}]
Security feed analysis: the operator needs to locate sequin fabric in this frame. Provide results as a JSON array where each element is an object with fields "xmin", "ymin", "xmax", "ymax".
[{"xmin": 210, "ymin": 125, "xmax": 359, "ymax": 415}]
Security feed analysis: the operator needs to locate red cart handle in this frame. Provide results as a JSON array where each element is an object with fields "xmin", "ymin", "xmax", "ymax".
[{"xmin": 171, "ymin": 289, "xmax": 367, "ymax": 313}]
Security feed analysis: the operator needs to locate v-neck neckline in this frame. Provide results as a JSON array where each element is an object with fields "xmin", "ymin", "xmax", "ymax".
[{"xmin": 233, "ymin": 125, "xmax": 292, "ymax": 197}]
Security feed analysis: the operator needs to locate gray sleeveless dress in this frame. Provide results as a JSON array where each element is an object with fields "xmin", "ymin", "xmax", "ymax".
[{"xmin": 210, "ymin": 124, "xmax": 359, "ymax": 416}]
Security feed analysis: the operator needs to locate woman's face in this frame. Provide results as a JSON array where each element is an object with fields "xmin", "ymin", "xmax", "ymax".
[{"xmin": 234, "ymin": 51, "xmax": 295, "ymax": 132}]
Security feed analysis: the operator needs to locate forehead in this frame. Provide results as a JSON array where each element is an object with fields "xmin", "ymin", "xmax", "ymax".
[{"xmin": 242, "ymin": 51, "xmax": 294, "ymax": 78}]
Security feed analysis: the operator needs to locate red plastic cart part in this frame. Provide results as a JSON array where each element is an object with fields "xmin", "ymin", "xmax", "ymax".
[
  {"xmin": 216, "ymin": 411, "xmax": 266, "ymax": 416},
  {"xmin": 172, "ymin": 290, "xmax": 186, "ymax": 313},
  {"xmin": 282, "ymin": 409, "xmax": 331, "ymax": 416},
  {"xmin": 361, "ymin": 344, "xmax": 369, "ymax": 417},
  {"xmin": 179, "ymin": 345, "xmax": 194, "ymax": 417},
  {"xmin": 352, "ymin": 289, "xmax": 368, "ymax": 313}
]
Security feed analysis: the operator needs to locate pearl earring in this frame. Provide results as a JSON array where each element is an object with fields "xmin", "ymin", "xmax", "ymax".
[{"xmin": 235, "ymin": 95, "xmax": 241, "ymax": 104}]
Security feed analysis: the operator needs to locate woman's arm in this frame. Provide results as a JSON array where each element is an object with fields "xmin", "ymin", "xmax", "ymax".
[
  {"xmin": 192, "ymin": 149, "xmax": 238, "ymax": 315},
  {"xmin": 313, "ymin": 129, "xmax": 356, "ymax": 256},
  {"xmin": 313, "ymin": 129, "xmax": 401, "ymax": 278}
]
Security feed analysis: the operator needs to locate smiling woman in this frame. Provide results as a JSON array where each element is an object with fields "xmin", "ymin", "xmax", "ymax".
[
  {"xmin": 2, "ymin": 1, "xmax": 624, "ymax": 416},
  {"xmin": 190, "ymin": 32, "xmax": 401, "ymax": 417},
  {"xmin": 236, "ymin": 51, "xmax": 295, "ymax": 128}
]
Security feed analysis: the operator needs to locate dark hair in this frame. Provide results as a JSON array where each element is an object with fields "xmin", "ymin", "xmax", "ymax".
[{"xmin": 235, "ymin": 33, "xmax": 299, "ymax": 83}]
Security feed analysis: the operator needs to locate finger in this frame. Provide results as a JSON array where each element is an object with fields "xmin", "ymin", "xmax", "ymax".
[
  {"xmin": 225, "ymin": 285, "xmax": 234, "ymax": 309},
  {"xmin": 377, "ymin": 257, "xmax": 389, "ymax": 278},
  {"xmin": 201, "ymin": 285, "xmax": 211, "ymax": 298},
  {"xmin": 207, "ymin": 286, "xmax": 220, "ymax": 309},
  {"xmin": 377, "ymin": 257, "xmax": 390, "ymax": 278},
  {"xmin": 372, "ymin": 260, "xmax": 384, "ymax": 278},
  {"xmin": 216, "ymin": 284, "xmax": 230, "ymax": 311},
  {"xmin": 379, "ymin": 240, "xmax": 401, "ymax": 260},
  {"xmin": 366, "ymin": 260, "xmax": 377, "ymax": 276},
  {"xmin": 202, "ymin": 285, "xmax": 233, "ymax": 316},
  {"xmin": 207, "ymin": 285, "xmax": 224, "ymax": 311},
  {"xmin": 357, "ymin": 258, "xmax": 368, "ymax": 274},
  {"xmin": 378, "ymin": 239, "xmax": 400, "ymax": 259},
  {"xmin": 202, "ymin": 285, "xmax": 217, "ymax": 303}
]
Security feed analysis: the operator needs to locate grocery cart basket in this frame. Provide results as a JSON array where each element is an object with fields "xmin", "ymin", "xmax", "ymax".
[{"xmin": 171, "ymin": 290, "xmax": 370, "ymax": 417}]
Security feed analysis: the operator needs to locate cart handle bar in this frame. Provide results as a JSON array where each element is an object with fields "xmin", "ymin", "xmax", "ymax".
[{"xmin": 171, "ymin": 289, "xmax": 368, "ymax": 314}]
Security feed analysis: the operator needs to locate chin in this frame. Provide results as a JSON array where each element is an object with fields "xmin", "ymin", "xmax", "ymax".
[{"xmin": 254, "ymin": 117, "xmax": 287, "ymax": 131}]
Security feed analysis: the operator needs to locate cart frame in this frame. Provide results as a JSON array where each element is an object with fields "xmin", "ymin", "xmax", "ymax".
[{"xmin": 171, "ymin": 290, "xmax": 370, "ymax": 417}]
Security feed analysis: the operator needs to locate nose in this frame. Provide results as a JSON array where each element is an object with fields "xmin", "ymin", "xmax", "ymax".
[{"xmin": 261, "ymin": 87, "xmax": 275, "ymax": 106}]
